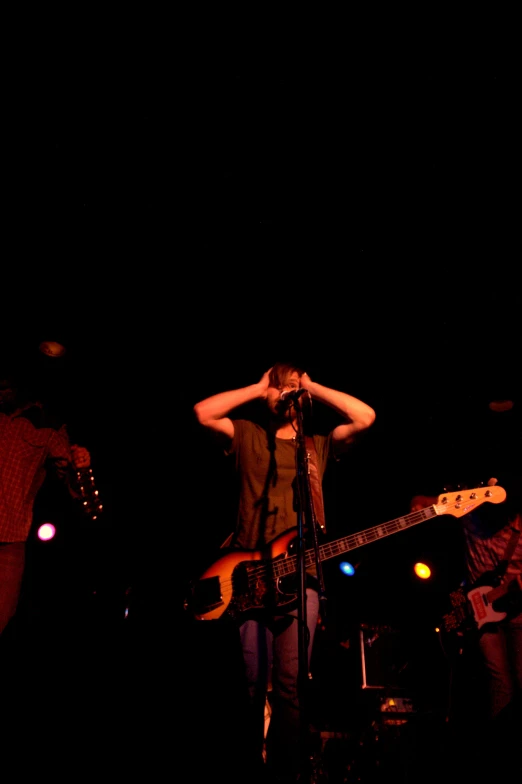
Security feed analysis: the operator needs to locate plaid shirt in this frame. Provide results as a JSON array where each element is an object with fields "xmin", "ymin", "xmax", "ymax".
[
  {"xmin": 462, "ymin": 509, "xmax": 522, "ymax": 586},
  {"xmin": 0, "ymin": 404, "xmax": 78, "ymax": 542}
]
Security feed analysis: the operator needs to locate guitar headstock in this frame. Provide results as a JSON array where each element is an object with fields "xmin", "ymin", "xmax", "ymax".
[
  {"xmin": 434, "ymin": 485, "xmax": 506, "ymax": 518},
  {"xmin": 76, "ymin": 467, "xmax": 104, "ymax": 521}
]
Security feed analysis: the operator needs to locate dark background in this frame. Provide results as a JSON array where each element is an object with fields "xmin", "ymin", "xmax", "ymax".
[{"xmin": 2, "ymin": 22, "xmax": 521, "ymax": 774}]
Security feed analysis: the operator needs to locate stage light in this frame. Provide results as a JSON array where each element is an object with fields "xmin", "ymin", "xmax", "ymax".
[
  {"xmin": 413, "ymin": 561, "xmax": 432, "ymax": 580},
  {"xmin": 37, "ymin": 522, "xmax": 56, "ymax": 542},
  {"xmin": 339, "ymin": 561, "xmax": 355, "ymax": 576}
]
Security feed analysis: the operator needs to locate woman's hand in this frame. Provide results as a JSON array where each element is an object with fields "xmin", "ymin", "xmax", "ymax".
[{"xmin": 258, "ymin": 368, "xmax": 273, "ymax": 398}]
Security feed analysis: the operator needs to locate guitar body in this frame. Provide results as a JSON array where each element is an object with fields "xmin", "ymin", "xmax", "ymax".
[
  {"xmin": 189, "ymin": 530, "xmax": 300, "ymax": 621},
  {"xmin": 467, "ymin": 583, "xmax": 507, "ymax": 629},
  {"xmin": 443, "ymin": 572, "xmax": 522, "ymax": 635}
]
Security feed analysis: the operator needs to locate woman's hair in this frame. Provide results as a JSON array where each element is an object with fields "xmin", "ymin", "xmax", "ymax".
[{"xmin": 269, "ymin": 361, "xmax": 305, "ymax": 388}]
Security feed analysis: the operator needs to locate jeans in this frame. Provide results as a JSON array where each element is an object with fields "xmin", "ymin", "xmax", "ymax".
[
  {"xmin": 239, "ymin": 586, "xmax": 320, "ymax": 781},
  {"xmin": 478, "ymin": 615, "xmax": 522, "ymax": 719},
  {"xmin": 476, "ymin": 615, "xmax": 522, "ymax": 777}
]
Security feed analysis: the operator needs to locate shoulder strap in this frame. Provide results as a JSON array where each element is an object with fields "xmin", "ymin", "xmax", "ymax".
[{"xmin": 304, "ymin": 435, "xmax": 327, "ymax": 534}]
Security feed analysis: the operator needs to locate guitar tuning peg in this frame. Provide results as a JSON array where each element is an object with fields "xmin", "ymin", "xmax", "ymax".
[{"xmin": 75, "ymin": 466, "xmax": 103, "ymax": 521}]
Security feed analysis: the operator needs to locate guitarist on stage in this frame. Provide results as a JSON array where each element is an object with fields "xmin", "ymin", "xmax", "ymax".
[
  {"xmin": 193, "ymin": 361, "xmax": 376, "ymax": 784},
  {"xmin": 410, "ymin": 470, "xmax": 522, "ymax": 779},
  {"xmin": 0, "ymin": 346, "xmax": 94, "ymax": 641}
]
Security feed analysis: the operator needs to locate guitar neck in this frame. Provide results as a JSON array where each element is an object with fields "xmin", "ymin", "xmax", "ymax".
[
  {"xmin": 488, "ymin": 575, "xmax": 522, "ymax": 603},
  {"xmin": 309, "ymin": 506, "xmax": 438, "ymax": 568},
  {"xmin": 270, "ymin": 486, "xmax": 505, "ymax": 581}
]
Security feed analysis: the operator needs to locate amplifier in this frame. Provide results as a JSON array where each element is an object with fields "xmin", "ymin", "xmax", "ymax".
[{"xmin": 359, "ymin": 624, "xmax": 410, "ymax": 690}]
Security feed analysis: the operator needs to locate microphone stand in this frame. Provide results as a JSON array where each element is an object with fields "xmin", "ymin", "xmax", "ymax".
[{"xmin": 292, "ymin": 396, "xmax": 327, "ymax": 783}]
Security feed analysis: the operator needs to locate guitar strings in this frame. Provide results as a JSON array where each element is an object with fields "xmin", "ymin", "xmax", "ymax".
[{"xmin": 195, "ymin": 487, "xmax": 504, "ymax": 616}]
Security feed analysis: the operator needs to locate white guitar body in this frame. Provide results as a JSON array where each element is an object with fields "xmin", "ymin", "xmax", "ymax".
[{"xmin": 466, "ymin": 584, "xmax": 507, "ymax": 629}]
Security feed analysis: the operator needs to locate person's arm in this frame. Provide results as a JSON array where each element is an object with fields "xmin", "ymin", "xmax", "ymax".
[
  {"xmin": 193, "ymin": 369, "xmax": 272, "ymax": 445},
  {"xmin": 48, "ymin": 429, "xmax": 95, "ymax": 511},
  {"xmin": 50, "ymin": 426, "xmax": 91, "ymax": 483},
  {"xmin": 299, "ymin": 373, "xmax": 376, "ymax": 454}
]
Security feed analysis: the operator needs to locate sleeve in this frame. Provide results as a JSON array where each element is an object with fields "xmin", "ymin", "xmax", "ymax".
[{"xmin": 47, "ymin": 424, "xmax": 82, "ymax": 500}]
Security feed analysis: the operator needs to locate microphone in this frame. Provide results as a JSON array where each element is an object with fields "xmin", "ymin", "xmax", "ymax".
[{"xmin": 280, "ymin": 388, "xmax": 307, "ymax": 402}]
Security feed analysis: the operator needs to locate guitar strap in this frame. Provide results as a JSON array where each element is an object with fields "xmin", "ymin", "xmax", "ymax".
[
  {"xmin": 498, "ymin": 515, "xmax": 521, "ymax": 574},
  {"xmin": 304, "ymin": 435, "xmax": 327, "ymax": 534}
]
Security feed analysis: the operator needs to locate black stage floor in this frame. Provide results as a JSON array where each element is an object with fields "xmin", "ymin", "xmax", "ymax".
[{"xmin": 1, "ymin": 605, "xmax": 518, "ymax": 783}]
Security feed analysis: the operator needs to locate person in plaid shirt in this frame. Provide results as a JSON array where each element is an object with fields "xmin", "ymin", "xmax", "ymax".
[
  {"xmin": 0, "ymin": 360, "xmax": 91, "ymax": 639},
  {"xmin": 410, "ymin": 470, "xmax": 522, "ymax": 780}
]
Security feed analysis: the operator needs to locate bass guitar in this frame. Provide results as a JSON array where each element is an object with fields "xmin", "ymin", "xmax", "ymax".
[{"xmin": 186, "ymin": 485, "xmax": 506, "ymax": 622}]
